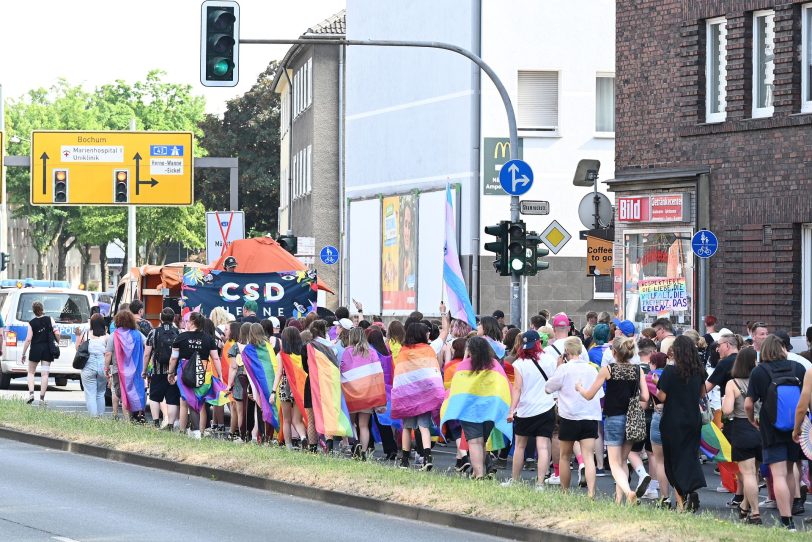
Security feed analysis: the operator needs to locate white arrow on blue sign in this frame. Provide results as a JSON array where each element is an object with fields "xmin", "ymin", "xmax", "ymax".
[
  {"xmin": 691, "ymin": 229, "xmax": 718, "ymax": 259},
  {"xmin": 499, "ymin": 159, "xmax": 534, "ymax": 196}
]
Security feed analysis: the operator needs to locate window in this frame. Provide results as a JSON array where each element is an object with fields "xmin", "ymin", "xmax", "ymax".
[
  {"xmin": 292, "ymin": 58, "xmax": 313, "ymax": 119},
  {"xmin": 593, "ymin": 275, "xmax": 613, "ymax": 300},
  {"xmin": 752, "ymin": 10, "xmax": 775, "ymax": 118},
  {"xmin": 595, "ymin": 75, "xmax": 615, "ymax": 133},
  {"xmin": 803, "ymin": 4, "xmax": 812, "ymax": 113},
  {"xmin": 706, "ymin": 17, "xmax": 727, "ymax": 123},
  {"xmin": 306, "ymin": 145, "xmax": 312, "ymax": 193},
  {"xmin": 518, "ymin": 71, "xmax": 559, "ymax": 132}
]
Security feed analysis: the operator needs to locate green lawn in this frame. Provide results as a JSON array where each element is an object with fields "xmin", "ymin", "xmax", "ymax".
[{"xmin": 0, "ymin": 399, "xmax": 803, "ymax": 542}]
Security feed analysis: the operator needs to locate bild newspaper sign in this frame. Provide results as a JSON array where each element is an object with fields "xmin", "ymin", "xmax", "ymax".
[{"xmin": 617, "ymin": 193, "xmax": 690, "ymax": 223}]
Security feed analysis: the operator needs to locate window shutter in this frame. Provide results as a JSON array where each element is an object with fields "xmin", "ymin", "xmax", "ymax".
[{"xmin": 518, "ymin": 71, "xmax": 558, "ymax": 131}]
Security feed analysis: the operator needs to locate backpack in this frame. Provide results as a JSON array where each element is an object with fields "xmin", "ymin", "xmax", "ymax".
[
  {"xmin": 152, "ymin": 325, "xmax": 179, "ymax": 366},
  {"xmin": 762, "ymin": 363, "xmax": 802, "ymax": 432},
  {"xmin": 181, "ymin": 351, "xmax": 206, "ymax": 388}
]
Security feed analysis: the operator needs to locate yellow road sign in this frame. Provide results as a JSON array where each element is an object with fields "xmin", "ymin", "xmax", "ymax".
[{"xmin": 31, "ymin": 131, "xmax": 194, "ymax": 206}]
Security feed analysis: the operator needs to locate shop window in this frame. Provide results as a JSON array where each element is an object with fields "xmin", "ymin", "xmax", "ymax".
[
  {"xmin": 623, "ymin": 231, "xmax": 694, "ymax": 330},
  {"xmin": 518, "ymin": 71, "xmax": 559, "ymax": 133},
  {"xmin": 595, "ymin": 75, "xmax": 615, "ymax": 134},
  {"xmin": 803, "ymin": 4, "xmax": 812, "ymax": 113},
  {"xmin": 752, "ymin": 10, "xmax": 775, "ymax": 118},
  {"xmin": 594, "ymin": 274, "xmax": 613, "ymax": 300},
  {"xmin": 706, "ymin": 17, "xmax": 727, "ymax": 123}
]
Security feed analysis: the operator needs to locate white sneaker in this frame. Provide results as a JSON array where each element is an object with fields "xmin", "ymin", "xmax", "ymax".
[
  {"xmin": 716, "ymin": 483, "xmax": 731, "ymax": 493},
  {"xmin": 187, "ymin": 429, "xmax": 201, "ymax": 440},
  {"xmin": 760, "ymin": 499, "xmax": 777, "ymax": 509},
  {"xmin": 500, "ymin": 479, "xmax": 515, "ymax": 487},
  {"xmin": 535, "ymin": 483, "xmax": 546, "ymax": 492},
  {"xmin": 545, "ymin": 475, "xmax": 561, "ymax": 486},
  {"xmin": 642, "ymin": 487, "xmax": 660, "ymax": 500}
]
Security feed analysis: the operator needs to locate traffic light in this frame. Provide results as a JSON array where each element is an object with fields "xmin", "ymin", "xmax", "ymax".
[
  {"xmin": 201, "ymin": 0, "xmax": 240, "ymax": 87},
  {"xmin": 0, "ymin": 253, "xmax": 8, "ymax": 272},
  {"xmin": 114, "ymin": 169, "xmax": 129, "ymax": 203},
  {"xmin": 53, "ymin": 169, "xmax": 68, "ymax": 203},
  {"xmin": 484, "ymin": 221, "xmax": 509, "ymax": 276},
  {"xmin": 507, "ymin": 221, "xmax": 527, "ymax": 274},
  {"xmin": 277, "ymin": 234, "xmax": 298, "ymax": 255},
  {"xmin": 525, "ymin": 231, "xmax": 550, "ymax": 276}
]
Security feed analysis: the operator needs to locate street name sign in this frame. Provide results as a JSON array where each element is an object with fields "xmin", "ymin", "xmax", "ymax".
[
  {"xmin": 519, "ymin": 200, "xmax": 549, "ymax": 215},
  {"xmin": 31, "ymin": 131, "xmax": 194, "ymax": 206},
  {"xmin": 498, "ymin": 159, "xmax": 533, "ymax": 196}
]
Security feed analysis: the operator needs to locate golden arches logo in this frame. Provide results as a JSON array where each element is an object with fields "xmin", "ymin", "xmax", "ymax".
[{"xmin": 493, "ymin": 141, "xmax": 511, "ymax": 159}]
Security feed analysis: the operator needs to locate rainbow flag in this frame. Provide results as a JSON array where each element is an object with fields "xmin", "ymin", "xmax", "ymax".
[
  {"xmin": 373, "ymin": 349, "xmax": 401, "ymax": 430},
  {"xmin": 241, "ymin": 342, "xmax": 280, "ymax": 429},
  {"xmin": 307, "ymin": 342, "xmax": 353, "ymax": 437},
  {"xmin": 280, "ymin": 351, "xmax": 309, "ymax": 425},
  {"xmin": 177, "ymin": 359, "xmax": 231, "ymax": 411},
  {"xmin": 700, "ymin": 421, "xmax": 732, "ymax": 462},
  {"xmin": 340, "ymin": 347, "xmax": 386, "ymax": 413},
  {"xmin": 440, "ymin": 358, "xmax": 513, "ymax": 445},
  {"xmin": 113, "ymin": 328, "xmax": 146, "ymax": 413},
  {"xmin": 391, "ymin": 344, "xmax": 445, "ymax": 419},
  {"xmin": 443, "ymin": 183, "xmax": 476, "ymax": 328}
]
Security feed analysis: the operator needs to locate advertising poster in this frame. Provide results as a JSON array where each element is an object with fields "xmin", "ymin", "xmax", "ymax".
[
  {"xmin": 381, "ymin": 194, "xmax": 418, "ymax": 312},
  {"xmin": 639, "ymin": 277, "xmax": 688, "ymax": 314},
  {"xmin": 182, "ymin": 268, "xmax": 318, "ymax": 319}
]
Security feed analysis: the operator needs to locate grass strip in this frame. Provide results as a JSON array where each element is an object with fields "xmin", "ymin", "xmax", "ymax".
[{"xmin": 0, "ymin": 398, "xmax": 804, "ymax": 542}]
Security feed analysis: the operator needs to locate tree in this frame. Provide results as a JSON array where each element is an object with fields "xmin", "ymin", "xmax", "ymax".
[
  {"xmin": 136, "ymin": 204, "xmax": 206, "ymax": 265},
  {"xmin": 198, "ymin": 61, "xmax": 281, "ymax": 236},
  {"xmin": 68, "ymin": 207, "xmax": 127, "ymax": 290}
]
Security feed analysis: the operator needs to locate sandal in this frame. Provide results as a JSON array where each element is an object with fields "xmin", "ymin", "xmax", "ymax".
[
  {"xmin": 738, "ymin": 506, "xmax": 749, "ymax": 520},
  {"xmin": 746, "ymin": 514, "xmax": 762, "ymax": 525}
]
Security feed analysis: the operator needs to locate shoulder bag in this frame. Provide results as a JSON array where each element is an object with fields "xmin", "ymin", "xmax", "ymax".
[{"xmin": 625, "ymin": 365, "xmax": 646, "ymax": 442}]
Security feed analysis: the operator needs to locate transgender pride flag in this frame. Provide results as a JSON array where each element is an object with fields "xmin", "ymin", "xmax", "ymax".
[{"xmin": 443, "ymin": 184, "xmax": 476, "ymax": 328}]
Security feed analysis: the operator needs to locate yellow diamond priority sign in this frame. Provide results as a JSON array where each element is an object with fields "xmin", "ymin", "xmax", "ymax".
[{"xmin": 31, "ymin": 131, "xmax": 193, "ymax": 206}]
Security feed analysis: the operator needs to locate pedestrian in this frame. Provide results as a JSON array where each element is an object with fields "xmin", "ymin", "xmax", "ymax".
[
  {"xmin": 645, "ymin": 350, "xmax": 670, "ymax": 505},
  {"xmin": 387, "ymin": 320, "xmax": 405, "ymax": 361},
  {"xmin": 655, "ymin": 335, "xmax": 707, "ymax": 512},
  {"xmin": 20, "ymin": 301, "xmax": 60, "ymax": 406},
  {"xmin": 341, "ymin": 327, "xmax": 386, "ymax": 460},
  {"xmin": 477, "ymin": 315, "xmax": 506, "ymax": 360},
  {"xmin": 278, "ymin": 326, "xmax": 310, "ymax": 450},
  {"xmin": 775, "ymin": 330, "xmax": 812, "ymax": 372},
  {"xmin": 492, "ymin": 310, "xmax": 506, "ymax": 329},
  {"xmin": 105, "ymin": 310, "xmax": 147, "ymax": 423},
  {"xmin": 577, "ymin": 336, "xmax": 649, "ymax": 505},
  {"xmin": 442, "ymin": 337, "xmax": 470, "ymax": 471},
  {"xmin": 366, "ymin": 327, "xmax": 399, "ymax": 460},
  {"xmin": 653, "ymin": 318, "xmax": 676, "ymax": 354},
  {"xmin": 142, "ymin": 308, "xmax": 180, "ymax": 429},
  {"xmin": 227, "ymin": 322, "xmax": 252, "ymax": 441},
  {"xmin": 201, "ymin": 317, "xmax": 226, "ymax": 435},
  {"xmin": 544, "ymin": 336, "xmax": 602, "ymax": 497},
  {"xmin": 81, "ymin": 313, "xmax": 109, "ymax": 417},
  {"xmin": 239, "ymin": 300, "xmax": 260, "ymax": 323},
  {"xmin": 721, "ymin": 347, "xmax": 762, "ymax": 524},
  {"xmin": 745, "ymin": 335, "xmax": 806, "ymax": 531},
  {"xmin": 129, "ymin": 299, "xmax": 154, "ymax": 337},
  {"xmin": 588, "ymin": 323, "xmax": 611, "ymax": 368}
]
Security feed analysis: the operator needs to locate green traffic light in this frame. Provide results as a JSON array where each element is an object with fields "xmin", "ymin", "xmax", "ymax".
[
  {"xmin": 211, "ymin": 58, "xmax": 231, "ymax": 77},
  {"xmin": 511, "ymin": 258, "xmax": 525, "ymax": 272}
]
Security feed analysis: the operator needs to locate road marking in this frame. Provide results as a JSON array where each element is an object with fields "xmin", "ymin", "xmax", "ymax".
[{"xmin": 52, "ymin": 537, "xmax": 81, "ymax": 542}]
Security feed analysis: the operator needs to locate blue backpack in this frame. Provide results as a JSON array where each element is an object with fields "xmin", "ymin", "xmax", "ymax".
[{"xmin": 762, "ymin": 363, "xmax": 802, "ymax": 432}]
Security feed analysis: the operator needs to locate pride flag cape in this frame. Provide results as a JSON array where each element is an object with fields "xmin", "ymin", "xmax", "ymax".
[
  {"xmin": 700, "ymin": 421, "xmax": 732, "ymax": 462},
  {"xmin": 391, "ymin": 344, "xmax": 445, "ymax": 419},
  {"xmin": 177, "ymin": 359, "xmax": 231, "ymax": 412},
  {"xmin": 241, "ymin": 342, "xmax": 280, "ymax": 429},
  {"xmin": 485, "ymin": 337, "xmax": 506, "ymax": 360},
  {"xmin": 279, "ymin": 351, "xmax": 309, "ymax": 425},
  {"xmin": 440, "ymin": 358, "xmax": 513, "ymax": 445},
  {"xmin": 372, "ymin": 348, "xmax": 401, "ymax": 430},
  {"xmin": 114, "ymin": 328, "xmax": 146, "ymax": 412},
  {"xmin": 443, "ymin": 183, "xmax": 476, "ymax": 328},
  {"xmin": 341, "ymin": 347, "xmax": 386, "ymax": 413},
  {"xmin": 307, "ymin": 342, "xmax": 353, "ymax": 437}
]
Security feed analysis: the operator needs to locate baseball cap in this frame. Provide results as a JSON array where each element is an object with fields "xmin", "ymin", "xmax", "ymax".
[
  {"xmin": 522, "ymin": 330, "xmax": 540, "ymax": 349},
  {"xmin": 774, "ymin": 330, "xmax": 793, "ymax": 351},
  {"xmin": 243, "ymin": 300, "xmax": 258, "ymax": 313},
  {"xmin": 552, "ymin": 313, "xmax": 570, "ymax": 328},
  {"xmin": 613, "ymin": 318, "xmax": 636, "ymax": 337},
  {"xmin": 333, "ymin": 318, "xmax": 353, "ymax": 331},
  {"xmin": 269, "ymin": 317, "xmax": 281, "ymax": 329},
  {"xmin": 492, "ymin": 310, "xmax": 505, "ymax": 319}
]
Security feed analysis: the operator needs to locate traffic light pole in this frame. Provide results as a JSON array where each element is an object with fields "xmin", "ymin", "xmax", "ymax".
[{"xmin": 241, "ymin": 36, "xmax": 523, "ymax": 327}]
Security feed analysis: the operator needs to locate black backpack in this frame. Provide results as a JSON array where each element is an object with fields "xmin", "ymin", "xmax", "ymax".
[
  {"xmin": 181, "ymin": 351, "xmax": 205, "ymax": 388},
  {"xmin": 152, "ymin": 325, "xmax": 179, "ymax": 366}
]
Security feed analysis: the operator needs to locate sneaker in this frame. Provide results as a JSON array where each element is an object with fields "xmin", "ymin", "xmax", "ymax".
[
  {"xmin": 801, "ymin": 484, "xmax": 808, "ymax": 504},
  {"xmin": 545, "ymin": 475, "xmax": 561, "ymax": 486},
  {"xmin": 523, "ymin": 458, "xmax": 536, "ymax": 471},
  {"xmin": 500, "ymin": 479, "xmax": 515, "ymax": 487},
  {"xmin": 595, "ymin": 468, "xmax": 608, "ymax": 477},
  {"xmin": 578, "ymin": 465, "xmax": 587, "ymax": 488},
  {"xmin": 792, "ymin": 498, "xmax": 805, "ymax": 516},
  {"xmin": 455, "ymin": 455, "xmax": 471, "ymax": 473},
  {"xmin": 759, "ymin": 499, "xmax": 776, "ymax": 510},
  {"xmin": 782, "ymin": 518, "xmax": 797, "ymax": 532},
  {"xmin": 188, "ymin": 429, "xmax": 201, "ymax": 440},
  {"xmin": 642, "ymin": 487, "xmax": 659, "ymax": 500},
  {"xmin": 399, "ymin": 454, "xmax": 410, "ymax": 469},
  {"xmin": 716, "ymin": 483, "xmax": 731, "ymax": 493},
  {"xmin": 635, "ymin": 474, "xmax": 652, "ymax": 498},
  {"xmin": 726, "ymin": 495, "xmax": 744, "ymax": 507},
  {"xmin": 159, "ymin": 420, "xmax": 172, "ymax": 431},
  {"xmin": 26, "ymin": 393, "xmax": 34, "ymax": 404},
  {"xmin": 420, "ymin": 451, "xmax": 433, "ymax": 472}
]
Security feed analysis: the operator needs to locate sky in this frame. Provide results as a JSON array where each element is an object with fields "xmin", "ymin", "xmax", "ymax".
[{"xmin": 0, "ymin": 0, "xmax": 346, "ymax": 116}]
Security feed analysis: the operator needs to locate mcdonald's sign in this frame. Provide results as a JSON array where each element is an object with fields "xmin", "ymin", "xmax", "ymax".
[{"xmin": 483, "ymin": 137, "xmax": 523, "ymax": 195}]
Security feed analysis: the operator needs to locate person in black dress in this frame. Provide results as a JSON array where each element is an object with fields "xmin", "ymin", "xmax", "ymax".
[
  {"xmin": 20, "ymin": 301, "xmax": 60, "ymax": 406},
  {"xmin": 655, "ymin": 335, "xmax": 707, "ymax": 512}
]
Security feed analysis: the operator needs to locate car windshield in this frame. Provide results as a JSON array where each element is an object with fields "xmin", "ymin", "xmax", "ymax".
[{"xmin": 16, "ymin": 293, "xmax": 91, "ymax": 324}]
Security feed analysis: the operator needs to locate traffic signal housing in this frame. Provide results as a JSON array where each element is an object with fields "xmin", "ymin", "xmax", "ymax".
[
  {"xmin": 0, "ymin": 253, "xmax": 8, "ymax": 272},
  {"xmin": 507, "ymin": 221, "xmax": 527, "ymax": 274},
  {"xmin": 114, "ymin": 170, "xmax": 129, "ymax": 203},
  {"xmin": 525, "ymin": 231, "xmax": 550, "ymax": 276},
  {"xmin": 484, "ymin": 221, "xmax": 509, "ymax": 276},
  {"xmin": 277, "ymin": 234, "xmax": 298, "ymax": 255},
  {"xmin": 201, "ymin": 0, "xmax": 240, "ymax": 87},
  {"xmin": 53, "ymin": 169, "xmax": 68, "ymax": 203}
]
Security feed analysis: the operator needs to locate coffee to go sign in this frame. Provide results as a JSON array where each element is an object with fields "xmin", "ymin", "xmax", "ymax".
[{"xmin": 617, "ymin": 193, "xmax": 690, "ymax": 223}]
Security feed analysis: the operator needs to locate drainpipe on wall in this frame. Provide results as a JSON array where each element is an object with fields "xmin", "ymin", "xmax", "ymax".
[
  {"xmin": 697, "ymin": 172, "xmax": 710, "ymax": 334},
  {"xmin": 338, "ymin": 43, "xmax": 346, "ymax": 306},
  {"xmin": 283, "ymin": 63, "xmax": 295, "ymax": 231},
  {"xmin": 470, "ymin": 0, "xmax": 482, "ymax": 313}
]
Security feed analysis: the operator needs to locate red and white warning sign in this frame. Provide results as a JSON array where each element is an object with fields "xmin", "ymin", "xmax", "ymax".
[{"xmin": 206, "ymin": 211, "xmax": 245, "ymax": 265}]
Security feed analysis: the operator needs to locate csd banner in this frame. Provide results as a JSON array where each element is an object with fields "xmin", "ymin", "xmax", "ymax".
[{"xmin": 182, "ymin": 268, "xmax": 318, "ymax": 319}]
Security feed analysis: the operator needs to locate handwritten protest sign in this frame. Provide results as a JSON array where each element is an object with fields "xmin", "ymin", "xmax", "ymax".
[{"xmin": 639, "ymin": 277, "xmax": 688, "ymax": 313}]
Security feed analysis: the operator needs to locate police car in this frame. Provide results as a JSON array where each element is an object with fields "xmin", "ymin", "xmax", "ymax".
[{"xmin": 0, "ymin": 286, "xmax": 93, "ymax": 389}]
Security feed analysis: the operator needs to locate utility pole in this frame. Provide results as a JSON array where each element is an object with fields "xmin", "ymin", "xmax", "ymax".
[{"xmin": 127, "ymin": 118, "xmax": 137, "ymax": 271}]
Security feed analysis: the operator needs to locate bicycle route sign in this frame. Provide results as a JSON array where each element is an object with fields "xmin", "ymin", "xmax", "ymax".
[{"xmin": 691, "ymin": 229, "xmax": 718, "ymax": 259}]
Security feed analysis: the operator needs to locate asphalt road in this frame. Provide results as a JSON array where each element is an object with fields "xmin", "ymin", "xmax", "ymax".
[
  {"xmin": 2, "ymin": 380, "xmax": 809, "ymax": 532},
  {"xmin": 0, "ymin": 438, "xmax": 502, "ymax": 542}
]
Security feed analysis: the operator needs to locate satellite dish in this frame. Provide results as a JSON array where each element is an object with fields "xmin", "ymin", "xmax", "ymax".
[{"xmin": 578, "ymin": 192, "xmax": 613, "ymax": 230}]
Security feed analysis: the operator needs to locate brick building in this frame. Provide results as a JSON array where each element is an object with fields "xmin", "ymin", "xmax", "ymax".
[{"xmin": 611, "ymin": 0, "xmax": 812, "ymax": 335}]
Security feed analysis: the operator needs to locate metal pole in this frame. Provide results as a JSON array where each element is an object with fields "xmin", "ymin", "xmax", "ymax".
[
  {"xmin": 229, "ymin": 166, "xmax": 238, "ymax": 211},
  {"xmin": 242, "ymin": 37, "xmax": 522, "ymax": 326},
  {"xmin": 0, "ymin": 83, "xmax": 7, "ymax": 280},
  {"xmin": 127, "ymin": 118, "xmax": 137, "ymax": 270}
]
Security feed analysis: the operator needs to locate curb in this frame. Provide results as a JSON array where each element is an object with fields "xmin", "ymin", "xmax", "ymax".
[{"xmin": 0, "ymin": 427, "xmax": 590, "ymax": 542}]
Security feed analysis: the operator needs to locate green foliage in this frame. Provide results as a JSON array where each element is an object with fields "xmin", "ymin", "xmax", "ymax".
[
  {"xmin": 198, "ymin": 61, "xmax": 281, "ymax": 236},
  {"xmin": 136, "ymin": 203, "xmax": 206, "ymax": 264}
]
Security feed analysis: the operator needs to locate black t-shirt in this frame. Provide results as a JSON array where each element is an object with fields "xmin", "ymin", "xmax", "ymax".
[
  {"xmin": 239, "ymin": 315, "xmax": 259, "ymax": 323},
  {"xmin": 707, "ymin": 354, "xmax": 736, "ymax": 398},
  {"xmin": 172, "ymin": 330, "xmax": 218, "ymax": 362},
  {"xmin": 746, "ymin": 359, "xmax": 806, "ymax": 447},
  {"xmin": 604, "ymin": 363, "xmax": 641, "ymax": 417}
]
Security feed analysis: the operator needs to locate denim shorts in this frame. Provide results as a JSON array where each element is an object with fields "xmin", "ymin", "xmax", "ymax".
[
  {"xmin": 650, "ymin": 410, "xmax": 662, "ymax": 446},
  {"xmin": 604, "ymin": 414, "xmax": 627, "ymax": 446},
  {"xmin": 402, "ymin": 412, "xmax": 433, "ymax": 429}
]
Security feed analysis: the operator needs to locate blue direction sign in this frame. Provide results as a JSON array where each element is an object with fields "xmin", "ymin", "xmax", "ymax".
[
  {"xmin": 320, "ymin": 245, "xmax": 339, "ymax": 265},
  {"xmin": 499, "ymin": 159, "xmax": 534, "ymax": 196},
  {"xmin": 692, "ymin": 229, "xmax": 718, "ymax": 259}
]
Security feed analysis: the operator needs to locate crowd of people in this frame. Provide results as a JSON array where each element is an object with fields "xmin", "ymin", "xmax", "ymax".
[{"xmin": 19, "ymin": 300, "xmax": 812, "ymax": 531}]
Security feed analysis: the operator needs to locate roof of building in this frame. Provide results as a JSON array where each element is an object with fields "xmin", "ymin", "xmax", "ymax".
[{"xmin": 271, "ymin": 10, "xmax": 345, "ymax": 91}]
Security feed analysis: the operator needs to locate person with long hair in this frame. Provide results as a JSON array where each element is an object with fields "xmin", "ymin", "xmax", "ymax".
[
  {"xmin": 366, "ymin": 327, "xmax": 399, "ymax": 460},
  {"xmin": 20, "ymin": 300, "xmax": 60, "ymax": 406},
  {"xmin": 505, "ymin": 330, "xmax": 557, "ymax": 488},
  {"xmin": 578, "ymin": 336, "xmax": 649, "ymax": 505},
  {"xmin": 104, "ymin": 310, "xmax": 147, "ymax": 422},
  {"xmin": 443, "ymin": 337, "xmax": 470, "ymax": 472},
  {"xmin": 341, "ymin": 327, "xmax": 386, "ymax": 459},
  {"xmin": 227, "ymin": 322, "xmax": 251, "ymax": 441},
  {"xmin": 655, "ymin": 335, "xmax": 707, "ymax": 512},
  {"xmin": 200, "ymin": 317, "xmax": 225, "ymax": 434},
  {"xmin": 279, "ymin": 326, "xmax": 309, "ymax": 450},
  {"xmin": 81, "ymin": 314, "xmax": 109, "ymax": 417},
  {"xmin": 387, "ymin": 320, "xmax": 405, "ymax": 361},
  {"xmin": 722, "ymin": 347, "xmax": 762, "ymax": 524},
  {"xmin": 477, "ymin": 315, "xmax": 506, "ymax": 360},
  {"xmin": 645, "ymin": 351, "xmax": 670, "ymax": 505}
]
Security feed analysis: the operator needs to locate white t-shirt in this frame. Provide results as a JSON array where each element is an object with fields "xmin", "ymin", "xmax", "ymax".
[
  {"xmin": 601, "ymin": 342, "xmax": 641, "ymax": 367},
  {"xmin": 544, "ymin": 358, "xmax": 604, "ymax": 421},
  {"xmin": 545, "ymin": 338, "xmax": 590, "ymax": 364},
  {"xmin": 788, "ymin": 352, "xmax": 812, "ymax": 372},
  {"xmin": 512, "ymin": 356, "xmax": 557, "ymax": 418}
]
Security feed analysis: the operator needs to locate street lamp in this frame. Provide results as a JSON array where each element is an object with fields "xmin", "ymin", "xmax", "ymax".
[{"xmin": 9, "ymin": 135, "xmax": 30, "ymax": 144}]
